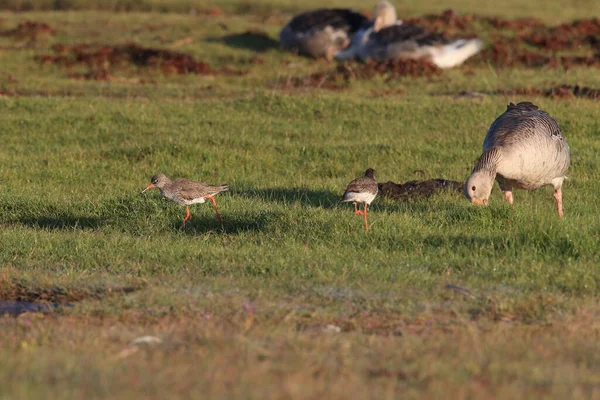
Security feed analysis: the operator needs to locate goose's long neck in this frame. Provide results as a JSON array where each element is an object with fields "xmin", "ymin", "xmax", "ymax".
[{"xmin": 473, "ymin": 147, "xmax": 501, "ymax": 177}]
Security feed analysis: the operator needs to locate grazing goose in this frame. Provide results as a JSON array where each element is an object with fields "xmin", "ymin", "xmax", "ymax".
[
  {"xmin": 464, "ymin": 102, "xmax": 570, "ymax": 217},
  {"xmin": 142, "ymin": 173, "xmax": 229, "ymax": 228},
  {"xmin": 342, "ymin": 168, "xmax": 378, "ymax": 231},
  {"xmin": 279, "ymin": 1, "xmax": 396, "ymax": 61},
  {"xmin": 335, "ymin": 3, "xmax": 483, "ymax": 68}
]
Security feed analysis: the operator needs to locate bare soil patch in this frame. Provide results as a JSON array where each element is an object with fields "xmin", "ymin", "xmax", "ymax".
[
  {"xmin": 0, "ymin": 281, "xmax": 141, "ymax": 304},
  {"xmin": 1, "ymin": 20, "xmax": 54, "ymax": 40},
  {"xmin": 285, "ymin": 59, "xmax": 440, "ymax": 90},
  {"xmin": 37, "ymin": 43, "xmax": 245, "ymax": 80},
  {"xmin": 499, "ymin": 84, "xmax": 600, "ymax": 100},
  {"xmin": 479, "ymin": 40, "xmax": 600, "ymax": 68}
]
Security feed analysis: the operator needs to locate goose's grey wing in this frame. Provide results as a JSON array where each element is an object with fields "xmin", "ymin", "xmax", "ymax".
[
  {"xmin": 285, "ymin": 9, "xmax": 369, "ymax": 35},
  {"xmin": 485, "ymin": 102, "xmax": 566, "ymax": 149},
  {"xmin": 371, "ymin": 24, "xmax": 449, "ymax": 47}
]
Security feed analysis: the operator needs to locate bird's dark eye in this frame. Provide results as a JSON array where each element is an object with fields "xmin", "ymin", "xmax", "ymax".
[{"xmin": 471, "ymin": 186, "xmax": 476, "ymax": 191}]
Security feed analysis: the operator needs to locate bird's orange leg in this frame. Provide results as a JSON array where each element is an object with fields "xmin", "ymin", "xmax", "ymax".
[
  {"xmin": 553, "ymin": 188, "xmax": 564, "ymax": 218},
  {"xmin": 206, "ymin": 196, "xmax": 223, "ymax": 222},
  {"xmin": 354, "ymin": 202, "xmax": 363, "ymax": 215},
  {"xmin": 180, "ymin": 205, "xmax": 191, "ymax": 229},
  {"xmin": 363, "ymin": 203, "xmax": 369, "ymax": 231},
  {"xmin": 503, "ymin": 191, "xmax": 514, "ymax": 205}
]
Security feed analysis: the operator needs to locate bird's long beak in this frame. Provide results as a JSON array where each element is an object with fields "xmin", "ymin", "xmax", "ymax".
[
  {"xmin": 141, "ymin": 183, "xmax": 154, "ymax": 193},
  {"xmin": 471, "ymin": 198, "xmax": 488, "ymax": 206}
]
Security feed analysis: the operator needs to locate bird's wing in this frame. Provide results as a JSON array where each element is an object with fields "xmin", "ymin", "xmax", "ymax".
[
  {"xmin": 172, "ymin": 180, "xmax": 207, "ymax": 201},
  {"xmin": 288, "ymin": 8, "xmax": 369, "ymax": 34},
  {"xmin": 371, "ymin": 23, "xmax": 448, "ymax": 47},
  {"xmin": 485, "ymin": 102, "xmax": 566, "ymax": 149},
  {"xmin": 344, "ymin": 177, "xmax": 378, "ymax": 194}
]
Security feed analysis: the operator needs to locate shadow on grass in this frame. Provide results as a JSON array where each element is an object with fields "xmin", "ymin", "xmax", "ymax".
[
  {"xmin": 1, "ymin": 194, "xmax": 274, "ymax": 235},
  {"xmin": 177, "ymin": 213, "xmax": 271, "ymax": 235},
  {"xmin": 206, "ymin": 31, "xmax": 280, "ymax": 52},
  {"xmin": 238, "ymin": 187, "xmax": 340, "ymax": 208},
  {"xmin": 372, "ymin": 195, "xmax": 465, "ymax": 215}
]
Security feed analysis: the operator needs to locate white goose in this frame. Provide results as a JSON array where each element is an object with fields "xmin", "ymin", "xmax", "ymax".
[
  {"xmin": 279, "ymin": 1, "xmax": 396, "ymax": 61},
  {"xmin": 464, "ymin": 102, "xmax": 571, "ymax": 217},
  {"xmin": 336, "ymin": 1, "xmax": 483, "ymax": 68}
]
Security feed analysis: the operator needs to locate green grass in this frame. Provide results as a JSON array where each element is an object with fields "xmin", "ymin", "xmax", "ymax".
[
  {"xmin": 1, "ymin": 96, "xmax": 599, "ymax": 292},
  {"xmin": 1, "ymin": 0, "xmax": 600, "ymax": 398},
  {"xmin": 2, "ymin": 0, "xmax": 600, "ymax": 23}
]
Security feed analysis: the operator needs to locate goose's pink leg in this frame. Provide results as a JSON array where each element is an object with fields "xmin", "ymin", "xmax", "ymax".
[
  {"xmin": 503, "ymin": 191, "xmax": 514, "ymax": 205},
  {"xmin": 554, "ymin": 188, "xmax": 564, "ymax": 218}
]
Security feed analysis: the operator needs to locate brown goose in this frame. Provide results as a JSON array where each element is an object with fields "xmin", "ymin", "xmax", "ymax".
[
  {"xmin": 341, "ymin": 168, "xmax": 378, "ymax": 231},
  {"xmin": 142, "ymin": 173, "xmax": 229, "ymax": 228},
  {"xmin": 464, "ymin": 102, "xmax": 570, "ymax": 217},
  {"xmin": 279, "ymin": 1, "xmax": 396, "ymax": 61}
]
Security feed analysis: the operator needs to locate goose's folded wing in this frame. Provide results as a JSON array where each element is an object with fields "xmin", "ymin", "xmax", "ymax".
[{"xmin": 288, "ymin": 9, "xmax": 369, "ymax": 34}]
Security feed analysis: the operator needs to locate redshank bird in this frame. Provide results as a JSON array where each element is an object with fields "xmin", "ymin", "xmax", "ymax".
[
  {"xmin": 341, "ymin": 168, "xmax": 378, "ymax": 231},
  {"xmin": 142, "ymin": 173, "xmax": 229, "ymax": 228},
  {"xmin": 464, "ymin": 102, "xmax": 570, "ymax": 217}
]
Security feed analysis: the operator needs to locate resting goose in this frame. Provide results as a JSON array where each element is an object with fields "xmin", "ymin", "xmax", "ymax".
[
  {"xmin": 464, "ymin": 102, "xmax": 570, "ymax": 217},
  {"xmin": 279, "ymin": 1, "xmax": 396, "ymax": 61},
  {"xmin": 335, "ymin": 2, "xmax": 483, "ymax": 68}
]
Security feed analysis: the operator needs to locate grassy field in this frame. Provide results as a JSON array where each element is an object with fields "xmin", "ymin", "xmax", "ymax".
[{"xmin": 1, "ymin": 0, "xmax": 600, "ymax": 398}]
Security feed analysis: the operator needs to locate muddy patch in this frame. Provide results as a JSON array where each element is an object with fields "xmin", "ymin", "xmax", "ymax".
[
  {"xmin": 379, "ymin": 179, "xmax": 463, "ymax": 200},
  {"xmin": 479, "ymin": 40, "xmax": 600, "ymax": 68},
  {"xmin": 0, "ymin": 281, "xmax": 142, "ymax": 315},
  {"xmin": 520, "ymin": 19, "xmax": 600, "ymax": 51},
  {"xmin": 406, "ymin": 9, "xmax": 597, "ymax": 42},
  {"xmin": 1, "ymin": 20, "xmax": 54, "ymax": 41},
  {"xmin": 498, "ymin": 85, "xmax": 600, "ymax": 100},
  {"xmin": 37, "ymin": 43, "xmax": 245, "ymax": 80},
  {"xmin": 285, "ymin": 59, "xmax": 440, "ymax": 90},
  {"xmin": 405, "ymin": 9, "xmax": 546, "ymax": 36}
]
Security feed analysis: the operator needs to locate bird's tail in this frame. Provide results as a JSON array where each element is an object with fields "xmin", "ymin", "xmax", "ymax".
[{"xmin": 431, "ymin": 38, "xmax": 483, "ymax": 69}]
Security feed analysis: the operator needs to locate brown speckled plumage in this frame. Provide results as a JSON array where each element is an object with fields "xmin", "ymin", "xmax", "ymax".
[
  {"xmin": 341, "ymin": 168, "xmax": 378, "ymax": 231},
  {"xmin": 143, "ymin": 173, "xmax": 228, "ymax": 228},
  {"xmin": 342, "ymin": 168, "xmax": 378, "ymax": 199}
]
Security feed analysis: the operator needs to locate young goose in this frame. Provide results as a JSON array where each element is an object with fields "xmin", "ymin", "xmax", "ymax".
[
  {"xmin": 335, "ymin": 3, "xmax": 482, "ymax": 68},
  {"xmin": 342, "ymin": 168, "xmax": 378, "ymax": 231},
  {"xmin": 464, "ymin": 102, "xmax": 570, "ymax": 217},
  {"xmin": 279, "ymin": 1, "xmax": 396, "ymax": 61},
  {"xmin": 142, "ymin": 173, "xmax": 229, "ymax": 228}
]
